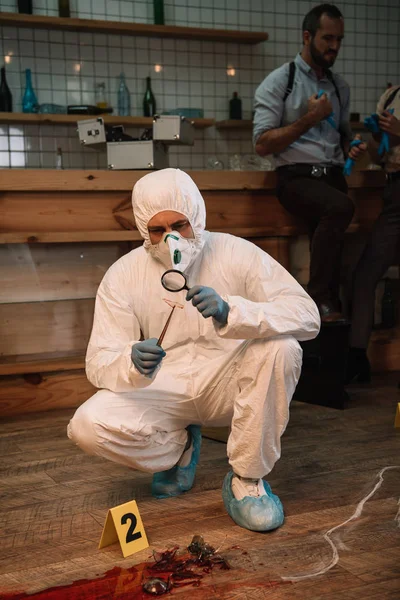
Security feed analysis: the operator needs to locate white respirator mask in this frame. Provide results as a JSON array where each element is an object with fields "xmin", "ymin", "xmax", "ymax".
[{"xmin": 150, "ymin": 231, "xmax": 198, "ymax": 273}]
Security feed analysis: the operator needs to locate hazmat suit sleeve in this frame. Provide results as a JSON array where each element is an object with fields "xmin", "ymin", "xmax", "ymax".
[
  {"xmin": 216, "ymin": 239, "xmax": 320, "ymax": 342},
  {"xmin": 85, "ymin": 262, "xmax": 152, "ymax": 392}
]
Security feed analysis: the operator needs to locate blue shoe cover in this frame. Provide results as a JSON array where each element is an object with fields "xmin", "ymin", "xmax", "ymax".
[
  {"xmin": 151, "ymin": 425, "xmax": 201, "ymax": 499},
  {"xmin": 222, "ymin": 471, "xmax": 284, "ymax": 532}
]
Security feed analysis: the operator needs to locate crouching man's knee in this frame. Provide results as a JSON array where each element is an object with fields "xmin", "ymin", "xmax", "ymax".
[
  {"xmin": 277, "ymin": 336, "xmax": 302, "ymax": 367},
  {"xmin": 266, "ymin": 336, "xmax": 303, "ymax": 380},
  {"xmin": 67, "ymin": 394, "xmax": 103, "ymax": 456}
]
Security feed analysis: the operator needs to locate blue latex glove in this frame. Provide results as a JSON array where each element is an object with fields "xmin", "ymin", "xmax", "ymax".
[
  {"xmin": 186, "ymin": 285, "xmax": 229, "ymax": 325},
  {"xmin": 317, "ymin": 89, "xmax": 336, "ymax": 129},
  {"xmin": 131, "ymin": 338, "xmax": 166, "ymax": 376},
  {"xmin": 343, "ymin": 139, "xmax": 363, "ymax": 176},
  {"xmin": 364, "ymin": 113, "xmax": 380, "ymax": 133},
  {"xmin": 364, "ymin": 109, "xmax": 394, "ymax": 155}
]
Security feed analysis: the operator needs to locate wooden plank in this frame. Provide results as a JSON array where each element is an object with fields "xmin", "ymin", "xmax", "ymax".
[
  {"xmin": 0, "ymin": 169, "xmax": 386, "ymax": 192},
  {"xmin": 0, "ymin": 242, "xmax": 134, "ymax": 303},
  {"xmin": 0, "ymin": 370, "xmax": 96, "ymax": 417},
  {"xmin": 0, "ymin": 191, "xmax": 137, "ymax": 233},
  {"xmin": 215, "ymin": 119, "xmax": 253, "ymax": 129},
  {"xmin": 0, "ymin": 12, "xmax": 269, "ymax": 43},
  {"xmin": 204, "ymin": 190, "xmax": 298, "ymax": 232},
  {"xmin": 0, "ymin": 224, "xmax": 375, "ymax": 245},
  {"xmin": 0, "ymin": 199, "xmax": 381, "ymax": 244},
  {"xmin": 0, "ymin": 170, "xmax": 274, "ymax": 192},
  {"xmin": 0, "ymin": 112, "xmax": 214, "ymax": 128},
  {"xmin": 0, "ymin": 298, "xmax": 94, "ymax": 357},
  {"xmin": 215, "ymin": 120, "xmax": 365, "ymax": 131},
  {"xmin": 0, "ymin": 231, "xmax": 142, "ymax": 243},
  {"xmin": 369, "ymin": 325, "xmax": 400, "ymax": 372},
  {"xmin": 0, "ymin": 113, "xmax": 152, "ymax": 127},
  {"xmin": 0, "ymin": 352, "xmax": 85, "ymax": 376},
  {"xmin": 0, "ymin": 190, "xmax": 301, "ymax": 236}
]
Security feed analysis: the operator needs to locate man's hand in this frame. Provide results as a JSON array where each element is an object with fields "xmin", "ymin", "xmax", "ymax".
[
  {"xmin": 379, "ymin": 110, "xmax": 400, "ymax": 138},
  {"xmin": 131, "ymin": 338, "xmax": 165, "ymax": 376},
  {"xmin": 186, "ymin": 286, "xmax": 229, "ymax": 325},
  {"xmin": 348, "ymin": 134, "xmax": 367, "ymax": 160},
  {"xmin": 307, "ymin": 93, "xmax": 333, "ymax": 125}
]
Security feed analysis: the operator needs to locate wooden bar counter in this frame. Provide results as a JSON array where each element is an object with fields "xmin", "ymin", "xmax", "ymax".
[{"xmin": 0, "ymin": 168, "xmax": 395, "ymax": 417}]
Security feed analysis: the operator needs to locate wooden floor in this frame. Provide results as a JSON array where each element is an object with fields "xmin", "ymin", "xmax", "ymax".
[{"xmin": 0, "ymin": 375, "xmax": 399, "ymax": 599}]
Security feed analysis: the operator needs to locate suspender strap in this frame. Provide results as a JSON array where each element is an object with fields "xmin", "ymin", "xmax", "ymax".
[
  {"xmin": 283, "ymin": 61, "xmax": 295, "ymax": 102},
  {"xmin": 326, "ymin": 69, "xmax": 341, "ymax": 108}
]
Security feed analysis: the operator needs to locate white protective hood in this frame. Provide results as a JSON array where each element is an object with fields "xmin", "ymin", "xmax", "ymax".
[{"xmin": 132, "ymin": 169, "xmax": 207, "ymax": 266}]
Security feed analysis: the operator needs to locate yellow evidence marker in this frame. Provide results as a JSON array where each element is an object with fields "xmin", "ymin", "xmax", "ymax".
[{"xmin": 99, "ymin": 499, "xmax": 149, "ymax": 558}]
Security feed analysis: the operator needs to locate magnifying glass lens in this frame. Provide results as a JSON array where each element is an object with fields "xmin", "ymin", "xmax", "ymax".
[{"xmin": 161, "ymin": 270, "xmax": 188, "ymax": 292}]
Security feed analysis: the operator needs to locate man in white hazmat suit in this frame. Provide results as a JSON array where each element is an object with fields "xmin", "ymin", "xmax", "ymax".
[{"xmin": 68, "ymin": 168, "xmax": 320, "ymax": 532}]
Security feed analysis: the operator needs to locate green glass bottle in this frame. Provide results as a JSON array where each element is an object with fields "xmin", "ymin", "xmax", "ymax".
[
  {"xmin": 58, "ymin": 0, "xmax": 70, "ymax": 18},
  {"xmin": 143, "ymin": 77, "xmax": 156, "ymax": 117},
  {"xmin": 153, "ymin": 0, "xmax": 165, "ymax": 25},
  {"xmin": 229, "ymin": 92, "xmax": 242, "ymax": 120},
  {"xmin": 18, "ymin": 0, "xmax": 33, "ymax": 14},
  {"xmin": 0, "ymin": 67, "xmax": 13, "ymax": 112}
]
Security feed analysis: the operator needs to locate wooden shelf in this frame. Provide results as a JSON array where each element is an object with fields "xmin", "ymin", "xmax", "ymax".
[
  {"xmin": 216, "ymin": 120, "xmax": 366, "ymax": 131},
  {"xmin": 0, "ymin": 230, "xmax": 143, "ymax": 244},
  {"xmin": 0, "ymin": 223, "xmax": 372, "ymax": 247},
  {"xmin": 0, "ymin": 168, "xmax": 386, "ymax": 192},
  {"xmin": 0, "ymin": 12, "xmax": 268, "ymax": 44},
  {"xmin": 0, "ymin": 112, "xmax": 214, "ymax": 129},
  {"xmin": 215, "ymin": 119, "xmax": 253, "ymax": 130},
  {"xmin": 0, "ymin": 111, "xmax": 365, "ymax": 132},
  {"xmin": 0, "ymin": 352, "xmax": 85, "ymax": 376}
]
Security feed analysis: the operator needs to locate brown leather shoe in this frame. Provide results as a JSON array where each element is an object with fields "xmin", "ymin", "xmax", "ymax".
[{"xmin": 318, "ymin": 302, "xmax": 347, "ymax": 324}]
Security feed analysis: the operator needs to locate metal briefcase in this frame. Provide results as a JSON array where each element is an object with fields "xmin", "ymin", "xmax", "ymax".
[{"xmin": 107, "ymin": 141, "xmax": 169, "ymax": 170}]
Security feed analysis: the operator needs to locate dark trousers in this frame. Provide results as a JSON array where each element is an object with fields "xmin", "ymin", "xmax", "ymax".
[
  {"xmin": 350, "ymin": 178, "xmax": 400, "ymax": 349},
  {"xmin": 276, "ymin": 166, "xmax": 354, "ymax": 307}
]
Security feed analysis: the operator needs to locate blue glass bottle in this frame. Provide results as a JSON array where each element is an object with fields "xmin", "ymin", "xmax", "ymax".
[
  {"xmin": 22, "ymin": 69, "xmax": 39, "ymax": 113},
  {"xmin": 117, "ymin": 73, "xmax": 131, "ymax": 116}
]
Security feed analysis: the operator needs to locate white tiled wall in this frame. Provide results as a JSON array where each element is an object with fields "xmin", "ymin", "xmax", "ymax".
[{"xmin": 0, "ymin": 0, "xmax": 399, "ymax": 169}]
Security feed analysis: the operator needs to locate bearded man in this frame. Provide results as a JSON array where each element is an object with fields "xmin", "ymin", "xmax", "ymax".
[{"xmin": 254, "ymin": 3, "xmax": 366, "ymax": 324}]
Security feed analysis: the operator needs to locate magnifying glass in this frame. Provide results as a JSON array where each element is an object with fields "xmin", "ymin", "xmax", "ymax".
[{"xmin": 161, "ymin": 269, "xmax": 190, "ymax": 293}]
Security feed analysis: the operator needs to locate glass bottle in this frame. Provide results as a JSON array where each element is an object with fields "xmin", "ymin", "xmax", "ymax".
[
  {"xmin": 56, "ymin": 147, "xmax": 64, "ymax": 170},
  {"xmin": 117, "ymin": 73, "xmax": 131, "ymax": 116},
  {"xmin": 58, "ymin": 0, "xmax": 70, "ymax": 17},
  {"xmin": 143, "ymin": 77, "xmax": 156, "ymax": 117},
  {"xmin": 0, "ymin": 67, "xmax": 13, "ymax": 112},
  {"xmin": 18, "ymin": 0, "xmax": 33, "ymax": 14},
  {"xmin": 153, "ymin": 0, "xmax": 165, "ymax": 25},
  {"xmin": 95, "ymin": 82, "xmax": 108, "ymax": 110},
  {"xmin": 22, "ymin": 69, "xmax": 39, "ymax": 114},
  {"xmin": 229, "ymin": 92, "xmax": 242, "ymax": 120}
]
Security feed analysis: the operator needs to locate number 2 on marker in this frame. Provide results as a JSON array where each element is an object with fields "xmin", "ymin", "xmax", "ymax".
[{"xmin": 121, "ymin": 512, "xmax": 142, "ymax": 544}]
